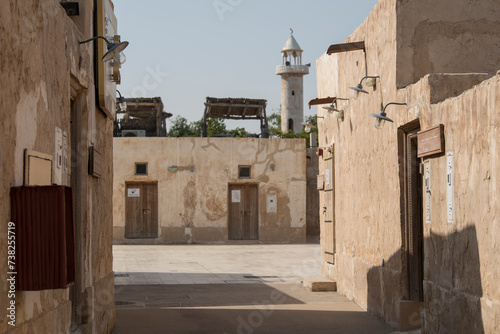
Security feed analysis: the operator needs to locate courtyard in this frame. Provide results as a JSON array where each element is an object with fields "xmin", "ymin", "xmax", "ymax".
[{"xmin": 112, "ymin": 244, "xmax": 401, "ymax": 334}]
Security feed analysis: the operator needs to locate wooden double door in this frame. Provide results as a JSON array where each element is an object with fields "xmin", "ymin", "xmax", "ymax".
[
  {"xmin": 228, "ymin": 184, "xmax": 259, "ymax": 240},
  {"xmin": 125, "ymin": 183, "xmax": 158, "ymax": 238}
]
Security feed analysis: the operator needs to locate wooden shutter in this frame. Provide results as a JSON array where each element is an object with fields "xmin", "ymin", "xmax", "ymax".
[{"xmin": 11, "ymin": 186, "xmax": 75, "ymax": 290}]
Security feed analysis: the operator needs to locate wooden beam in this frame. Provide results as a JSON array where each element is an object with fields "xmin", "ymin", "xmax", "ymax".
[
  {"xmin": 205, "ymin": 103, "xmax": 265, "ymax": 108},
  {"xmin": 326, "ymin": 41, "xmax": 365, "ymax": 55},
  {"xmin": 308, "ymin": 97, "xmax": 336, "ymax": 109}
]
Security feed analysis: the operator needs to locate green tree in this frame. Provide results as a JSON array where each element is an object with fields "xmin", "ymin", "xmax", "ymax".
[
  {"xmin": 206, "ymin": 118, "xmax": 227, "ymax": 137},
  {"xmin": 168, "ymin": 116, "xmax": 197, "ymax": 137},
  {"xmin": 266, "ymin": 112, "xmax": 317, "ymax": 146},
  {"xmin": 267, "ymin": 112, "xmax": 282, "ymax": 137},
  {"xmin": 228, "ymin": 127, "xmax": 248, "ymax": 138},
  {"xmin": 168, "ymin": 116, "xmax": 234, "ymax": 137}
]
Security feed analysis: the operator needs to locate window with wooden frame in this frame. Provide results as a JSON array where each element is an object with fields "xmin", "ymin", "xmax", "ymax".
[
  {"xmin": 238, "ymin": 165, "xmax": 251, "ymax": 179},
  {"xmin": 135, "ymin": 163, "xmax": 147, "ymax": 175}
]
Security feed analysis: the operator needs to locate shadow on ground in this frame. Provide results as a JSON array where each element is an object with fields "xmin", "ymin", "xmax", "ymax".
[{"xmin": 113, "ymin": 283, "xmax": 394, "ymax": 334}]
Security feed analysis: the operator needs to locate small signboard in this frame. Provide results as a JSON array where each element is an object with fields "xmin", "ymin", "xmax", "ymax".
[
  {"xmin": 418, "ymin": 125, "xmax": 445, "ymax": 158},
  {"xmin": 325, "ymin": 169, "xmax": 330, "ymax": 186},
  {"xmin": 266, "ymin": 194, "xmax": 277, "ymax": 213},
  {"xmin": 128, "ymin": 188, "xmax": 140, "ymax": 197},
  {"xmin": 231, "ymin": 190, "xmax": 241, "ymax": 203},
  {"xmin": 317, "ymin": 174, "xmax": 325, "ymax": 190},
  {"xmin": 88, "ymin": 146, "xmax": 102, "ymax": 178}
]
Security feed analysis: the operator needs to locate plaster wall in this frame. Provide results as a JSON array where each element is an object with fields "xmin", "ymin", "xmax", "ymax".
[
  {"xmin": 395, "ymin": 0, "xmax": 500, "ymax": 87},
  {"xmin": 113, "ymin": 138, "xmax": 307, "ymax": 244},
  {"xmin": 280, "ymin": 75, "xmax": 305, "ymax": 133},
  {"xmin": 315, "ymin": 0, "xmax": 500, "ymax": 331},
  {"xmin": 0, "ymin": 0, "xmax": 115, "ymax": 332},
  {"xmin": 401, "ymin": 73, "xmax": 500, "ymax": 334}
]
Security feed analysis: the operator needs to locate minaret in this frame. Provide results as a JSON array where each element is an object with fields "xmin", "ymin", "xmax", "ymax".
[{"xmin": 276, "ymin": 30, "xmax": 309, "ymax": 133}]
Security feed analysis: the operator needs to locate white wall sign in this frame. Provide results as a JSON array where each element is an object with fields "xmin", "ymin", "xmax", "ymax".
[
  {"xmin": 266, "ymin": 194, "xmax": 277, "ymax": 213},
  {"xmin": 231, "ymin": 190, "xmax": 241, "ymax": 203},
  {"xmin": 128, "ymin": 188, "xmax": 140, "ymax": 197},
  {"xmin": 325, "ymin": 168, "xmax": 330, "ymax": 186}
]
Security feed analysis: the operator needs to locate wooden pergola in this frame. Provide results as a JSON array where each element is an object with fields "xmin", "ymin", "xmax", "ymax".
[
  {"xmin": 202, "ymin": 97, "xmax": 269, "ymax": 138},
  {"xmin": 114, "ymin": 97, "xmax": 172, "ymax": 137}
]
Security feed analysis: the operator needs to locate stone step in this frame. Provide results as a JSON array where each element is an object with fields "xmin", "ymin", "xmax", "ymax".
[{"xmin": 303, "ymin": 276, "xmax": 337, "ymax": 292}]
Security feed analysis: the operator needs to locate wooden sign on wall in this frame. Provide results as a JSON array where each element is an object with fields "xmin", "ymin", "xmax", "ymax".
[
  {"xmin": 88, "ymin": 146, "xmax": 102, "ymax": 178},
  {"xmin": 417, "ymin": 124, "xmax": 445, "ymax": 158}
]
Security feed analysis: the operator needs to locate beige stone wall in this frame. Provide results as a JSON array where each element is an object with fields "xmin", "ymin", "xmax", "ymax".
[
  {"xmin": 396, "ymin": 0, "xmax": 500, "ymax": 87},
  {"xmin": 0, "ymin": 0, "xmax": 115, "ymax": 333},
  {"xmin": 316, "ymin": 0, "xmax": 500, "ymax": 331},
  {"xmin": 113, "ymin": 138, "xmax": 307, "ymax": 244},
  {"xmin": 403, "ymin": 73, "xmax": 500, "ymax": 334}
]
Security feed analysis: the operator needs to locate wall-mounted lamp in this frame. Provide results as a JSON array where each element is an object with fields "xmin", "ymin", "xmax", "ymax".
[
  {"xmin": 79, "ymin": 36, "xmax": 129, "ymax": 62},
  {"xmin": 322, "ymin": 98, "xmax": 349, "ymax": 121},
  {"xmin": 116, "ymin": 90, "xmax": 130, "ymax": 112},
  {"xmin": 370, "ymin": 102, "xmax": 407, "ymax": 129},
  {"xmin": 301, "ymin": 122, "xmax": 315, "ymax": 133},
  {"xmin": 349, "ymin": 75, "xmax": 379, "ymax": 96}
]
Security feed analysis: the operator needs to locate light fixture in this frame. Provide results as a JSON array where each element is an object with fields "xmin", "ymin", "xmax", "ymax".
[
  {"xmin": 79, "ymin": 36, "xmax": 129, "ymax": 62},
  {"xmin": 370, "ymin": 102, "xmax": 407, "ymax": 129},
  {"xmin": 322, "ymin": 98, "xmax": 349, "ymax": 121},
  {"xmin": 301, "ymin": 122, "xmax": 315, "ymax": 133},
  {"xmin": 116, "ymin": 90, "xmax": 130, "ymax": 112},
  {"xmin": 349, "ymin": 75, "xmax": 379, "ymax": 96}
]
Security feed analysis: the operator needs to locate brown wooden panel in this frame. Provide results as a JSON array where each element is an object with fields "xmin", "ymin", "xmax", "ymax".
[
  {"xmin": 125, "ymin": 183, "xmax": 158, "ymax": 239},
  {"xmin": 243, "ymin": 185, "xmax": 259, "ymax": 240},
  {"xmin": 326, "ymin": 41, "xmax": 365, "ymax": 55},
  {"xmin": 142, "ymin": 183, "xmax": 158, "ymax": 238},
  {"xmin": 407, "ymin": 134, "xmax": 423, "ymax": 301},
  {"xmin": 228, "ymin": 185, "xmax": 243, "ymax": 240},
  {"xmin": 323, "ymin": 145, "xmax": 335, "ymax": 264},
  {"xmin": 324, "ymin": 222, "xmax": 334, "ymax": 264},
  {"xmin": 125, "ymin": 184, "xmax": 142, "ymax": 238}
]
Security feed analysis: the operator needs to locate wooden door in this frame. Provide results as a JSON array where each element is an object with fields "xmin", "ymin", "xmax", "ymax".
[
  {"xmin": 323, "ymin": 145, "xmax": 335, "ymax": 264},
  {"xmin": 125, "ymin": 183, "xmax": 158, "ymax": 238},
  {"xmin": 228, "ymin": 185, "xmax": 259, "ymax": 240},
  {"xmin": 406, "ymin": 133, "xmax": 424, "ymax": 301}
]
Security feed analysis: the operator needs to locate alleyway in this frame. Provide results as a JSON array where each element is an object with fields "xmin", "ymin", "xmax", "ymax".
[{"xmin": 112, "ymin": 244, "xmax": 397, "ymax": 334}]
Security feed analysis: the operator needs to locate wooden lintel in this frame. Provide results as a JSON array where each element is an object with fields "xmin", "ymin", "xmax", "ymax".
[
  {"xmin": 209, "ymin": 116, "xmax": 260, "ymax": 120},
  {"xmin": 205, "ymin": 103, "xmax": 265, "ymax": 109},
  {"xmin": 308, "ymin": 97, "xmax": 336, "ymax": 109},
  {"xmin": 326, "ymin": 41, "xmax": 365, "ymax": 55}
]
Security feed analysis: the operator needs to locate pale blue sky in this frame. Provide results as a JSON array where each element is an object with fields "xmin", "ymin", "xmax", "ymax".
[{"xmin": 114, "ymin": 0, "xmax": 378, "ymax": 133}]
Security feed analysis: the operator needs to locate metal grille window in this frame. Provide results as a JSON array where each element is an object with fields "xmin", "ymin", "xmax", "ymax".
[
  {"xmin": 238, "ymin": 166, "xmax": 251, "ymax": 179},
  {"xmin": 135, "ymin": 163, "xmax": 147, "ymax": 175}
]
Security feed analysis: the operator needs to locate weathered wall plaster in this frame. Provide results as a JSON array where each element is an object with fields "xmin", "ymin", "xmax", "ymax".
[
  {"xmin": 395, "ymin": 0, "xmax": 500, "ymax": 87},
  {"xmin": 0, "ymin": 0, "xmax": 116, "ymax": 332},
  {"xmin": 316, "ymin": 0, "xmax": 500, "ymax": 331},
  {"xmin": 113, "ymin": 138, "xmax": 307, "ymax": 244}
]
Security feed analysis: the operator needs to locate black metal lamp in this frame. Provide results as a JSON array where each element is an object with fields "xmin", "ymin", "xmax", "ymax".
[
  {"xmin": 370, "ymin": 102, "xmax": 407, "ymax": 129},
  {"xmin": 79, "ymin": 36, "xmax": 129, "ymax": 62},
  {"xmin": 322, "ymin": 98, "xmax": 349, "ymax": 121},
  {"xmin": 349, "ymin": 75, "xmax": 379, "ymax": 96},
  {"xmin": 116, "ymin": 90, "xmax": 130, "ymax": 112}
]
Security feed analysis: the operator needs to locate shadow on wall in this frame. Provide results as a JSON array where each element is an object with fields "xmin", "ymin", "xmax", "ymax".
[{"xmin": 367, "ymin": 226, "xmax": 484, "ymax": 333}]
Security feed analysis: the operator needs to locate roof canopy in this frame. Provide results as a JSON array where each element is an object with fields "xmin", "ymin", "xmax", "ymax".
[
  {"xmin": 202, "ymin": 97, "xmax": 269, "ymax": 137},
  {"xmin": 114, "ymin": 97, "xmax": 172, "ymax": 137}
]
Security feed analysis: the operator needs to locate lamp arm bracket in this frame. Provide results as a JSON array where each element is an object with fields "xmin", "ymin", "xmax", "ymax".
[
  {"xmin": 359, "ymin": 75, "xmax": 380, "ymax": 85},
  {"xmin": 383, "ymin": 102, "xmax": 407, "ymax": 112},
  {"xmin": 79, "ymin": 35, "xmax": 111, "ymax": 45}
]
